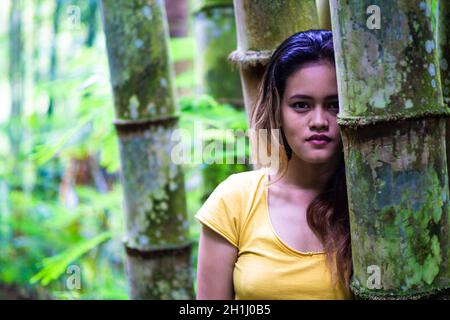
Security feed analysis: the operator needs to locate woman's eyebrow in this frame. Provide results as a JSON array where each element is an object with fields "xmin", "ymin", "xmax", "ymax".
[{"xmin": 289, "ymin": 94, "xmax": 338, "ymax": 100}]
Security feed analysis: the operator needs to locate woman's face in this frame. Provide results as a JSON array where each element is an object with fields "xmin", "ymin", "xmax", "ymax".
[{"xmin": 280, "ymin": 61, "xmax": 342, "ymax": 164}]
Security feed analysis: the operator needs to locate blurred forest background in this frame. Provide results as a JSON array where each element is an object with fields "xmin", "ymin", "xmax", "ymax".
[{"xmin": 0, "ymin": 0, "xmax": 249, "ymax": 299}]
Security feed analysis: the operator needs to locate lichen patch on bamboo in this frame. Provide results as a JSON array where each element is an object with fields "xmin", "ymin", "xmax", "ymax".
[
  {"xmin": 234, "ymin": 0, "xmax": 319, "ymax": 51},
  {"xmin": 341, "ymin": 118, "xmax": 449, "ymax": 298},
  {"xmin": 332, "ymin": 0, "xmax": 447, "ymax": 128},
  {"xmin": 102, "ymin": 0, "xmax": 176, "ymax": 120},
  {"xmin": 101, "ymin": 0, "xmax": 194, "ymax": 299}
]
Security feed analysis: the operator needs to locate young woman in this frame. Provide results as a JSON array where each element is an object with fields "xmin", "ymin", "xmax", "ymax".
[{"xmin": 195, "ymin": 30, "xmax": 353, "ymax": 300}]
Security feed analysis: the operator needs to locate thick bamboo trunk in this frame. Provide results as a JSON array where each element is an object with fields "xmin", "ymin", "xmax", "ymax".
[
  {"xmin": 100, "ymin": 0, "xmax": 194, "ymax": 299},
  {"xmin": 229, "ymin": 0, "xmax": 319, "ymax": 122},
  {"xmin": 194, "ymin": 0, "xmax": 243, "ymax": 107},
  {"xmin": 331, "ymin": 0, "xmax": 450, "ymax": 299}
]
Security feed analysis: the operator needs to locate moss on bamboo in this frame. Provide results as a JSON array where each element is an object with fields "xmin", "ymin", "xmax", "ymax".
[
  {"xmin": 101, "ymin": 0, "xmax": 194, "ymax": 299},
  {"xmin": 227, "ymin": 50, "xmax": 272, "ymax": 68},
  {"xmin": 234, "ymin": 0, "xmax": 319, "ymax": 52},
  {"xmin": 101, "ymin": 0, "xmax": 176, "ymax": 120},
  {"xmin": 331, "ymin": 0, "xmax": 448, "ymax": 127},
  {"xmin": 126, "ymin": 244, "xmax": 194, "ymax": 299},
  {"xmin": 117, "ymin": 124, "xmax": 190, "ymax": 250},
  {"xmin": 342, "ymin": 118, "xmax": 449, "ymax": 298}
]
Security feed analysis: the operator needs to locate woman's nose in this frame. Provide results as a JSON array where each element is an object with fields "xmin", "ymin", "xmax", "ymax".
[{"xmin": 309, "ymin": 105, "xmax": 328, "ymax": 129}]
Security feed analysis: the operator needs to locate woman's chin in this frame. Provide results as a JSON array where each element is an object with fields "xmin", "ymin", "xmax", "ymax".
[
  {"xmin": 306, "ymin": 158, "xmax": 330, "ymax": 164},
  {"xmin": 294, "ymin": 151, "xmax": 335, "ymax": 164}
]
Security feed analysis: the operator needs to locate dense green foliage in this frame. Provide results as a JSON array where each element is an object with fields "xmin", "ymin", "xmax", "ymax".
[{"xmin": 0, "ymin": 0, "xmax": 248, "ymax": 299}]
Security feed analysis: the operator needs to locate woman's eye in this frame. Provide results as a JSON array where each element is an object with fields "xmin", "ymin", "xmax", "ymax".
[
  {"xmin": 328, "ymin": 101, "xmax": 340, "ymax": 111},
  {"xmin": 291, "ymin": 102, "xmax": 309, "ymax": 110}
]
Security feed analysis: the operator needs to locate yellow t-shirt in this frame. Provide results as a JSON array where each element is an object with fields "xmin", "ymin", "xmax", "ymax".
[{"xmin": 195, "ymin": 168, "xmax": 353, "ymax": 300}]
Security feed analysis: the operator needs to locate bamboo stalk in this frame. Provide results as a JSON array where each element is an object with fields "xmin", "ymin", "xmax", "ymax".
[
  {"xmin": 331, "ymin": 0, "xmax": 450, "ymax": 299},
  {"xmin": 229, "ymin": 0, "xmax": 320, "ymax": 121},
  {"xmin": 100, "ymin": 0, "xmax": 194, "ymax": 299}
]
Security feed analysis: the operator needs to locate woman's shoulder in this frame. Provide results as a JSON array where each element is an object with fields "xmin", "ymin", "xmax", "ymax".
[
  {"xmin": 220, "ymin": 168, "xmax": 267, "ymax": 193},
  {"xmin": 225, "ymin": 167, "xmax": 267, "ymax": 183},
  {"xmin": 195, "ymin": 168, "xmax": 267, "ymax": 247},
  {"xmin": 202, "ymin": 168, "xmax": 267, "ymax": 211},
  {"xmin": 199, "ymin": 168, "xmax": 266, "ymax": 209}
]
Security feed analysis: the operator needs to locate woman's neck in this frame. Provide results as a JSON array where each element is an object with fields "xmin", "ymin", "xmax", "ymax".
[{"xmin": 274, "ymin": 153, "xmax": 341, "ymax": 192}]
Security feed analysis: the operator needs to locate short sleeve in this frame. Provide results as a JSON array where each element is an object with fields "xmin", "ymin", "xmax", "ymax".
[{"xmin": 194, "ymin": 174, "xmax": 242, "ymax": 248}]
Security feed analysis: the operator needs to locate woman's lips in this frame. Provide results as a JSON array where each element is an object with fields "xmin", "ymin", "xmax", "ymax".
[{"xmin": 308, "ymin": 139, "xmax": 330, "ymax": 146}]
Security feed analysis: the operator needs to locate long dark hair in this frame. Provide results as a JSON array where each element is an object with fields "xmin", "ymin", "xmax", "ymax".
[{"xmin": 250, "ymin": 30, "xmax": 352, "ymax": 294}]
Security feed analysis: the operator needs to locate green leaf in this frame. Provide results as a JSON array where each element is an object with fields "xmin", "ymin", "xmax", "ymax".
[
  {"xmin": 29, "ymin": 232, "xmax": 112, "ymax": 286},
  {"xmin": 30, "ymin": 111, "xmax": 100, "ymax": 166}
]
